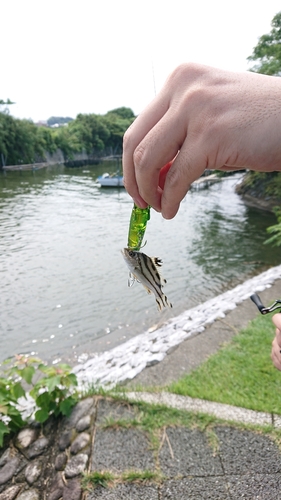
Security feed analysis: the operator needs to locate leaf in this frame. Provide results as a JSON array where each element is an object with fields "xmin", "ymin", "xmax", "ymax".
[
  {"xmin": 21, "ymin": 366, "xmax": 35, "ymax": 385},
  {"xmin": 59, "ymin": 396, "xmax": 76, "ymax": 417},
  {"xmin": 44, "ymin": 375, "xmax": 62, "ymax": 393},
  {"xmin": 34, "ymin": 408, "xmax": 49, "ymax": 423},
  {"xmin": 65, "ymin": 374, "xmax": 78, "ymax": 387},
  {"xmin": 0, "ymin": 421, "xmax": 10, "ymax": 447},
  {"xmin": 36, "ymin": 392, "xmax": 51, "ymax": 410},
  {"xmin": 7, "ymin": 411, "xmax": 25, "ymax": 431},
  {"xmin": 12, "ymin": 382, "xmax": 26, "ymax": 400},
  {"xmin": 0, "ymin": 404, "xmax": 8, "ymax": 415}
]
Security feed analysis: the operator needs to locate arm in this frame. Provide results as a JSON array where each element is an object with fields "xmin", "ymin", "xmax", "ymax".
[{"xmin": 123, "ymin": 63, "xmax": 281, "ymax": 219}]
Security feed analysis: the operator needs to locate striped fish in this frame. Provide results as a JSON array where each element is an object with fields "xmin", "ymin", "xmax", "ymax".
[{"xmin": 122, "ymin": 248, "xmax": 172, "ymax": 311}]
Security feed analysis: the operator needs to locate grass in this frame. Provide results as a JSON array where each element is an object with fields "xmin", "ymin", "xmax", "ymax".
[
  {"xmin": 82, "ymin": 469, "xmax": 162, "ymax": 490},
  {"xmin": 167, "ymin": 313, "xmax": 281, "ymax": 414}
]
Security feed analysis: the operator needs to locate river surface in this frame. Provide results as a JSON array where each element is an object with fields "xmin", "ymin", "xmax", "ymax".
[{"xmin": 0, "ymin": 164, "xmax": 280, "ymax": 364}]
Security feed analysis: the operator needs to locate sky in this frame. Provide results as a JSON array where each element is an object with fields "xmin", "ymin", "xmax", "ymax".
[{"xmin": 2, "ymin": 0, "xmax": 281, "ymax": 122}]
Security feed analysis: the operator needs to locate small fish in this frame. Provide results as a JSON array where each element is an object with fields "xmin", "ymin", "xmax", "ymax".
[{"xmin": 122, "ymin": 247, "xmax": 172, "ymax": 311}]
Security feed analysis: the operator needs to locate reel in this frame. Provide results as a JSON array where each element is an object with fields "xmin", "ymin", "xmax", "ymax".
[{"xmin": 250, "ymin": 293, "xmax": 281, "ymax": 315}]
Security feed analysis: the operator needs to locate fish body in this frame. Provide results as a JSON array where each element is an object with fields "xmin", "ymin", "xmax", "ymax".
[{"xmin": 122, "ymin": 247, "xmax": 172, "ymax": 311}]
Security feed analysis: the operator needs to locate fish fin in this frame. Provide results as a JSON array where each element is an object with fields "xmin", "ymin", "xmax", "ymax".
[
  {"xmin": 156, "ymin": 294, "xmax": 173, "ymax": 311},
  {"xmin": 128, "ymin": 272, "xmax": 136, "ymax": 287},
  {"xmin": 143, "ymin": 285, "xmax": 152, "ymax": 295},
  {"xmin": 152, "ymin": 257, "xmax": 162, "ymax": 268}
]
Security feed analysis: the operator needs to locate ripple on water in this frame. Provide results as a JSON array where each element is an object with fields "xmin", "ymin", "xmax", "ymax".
[{"xmin": 0, "ymin": 168, "xmax": 280, "ymax": 362}]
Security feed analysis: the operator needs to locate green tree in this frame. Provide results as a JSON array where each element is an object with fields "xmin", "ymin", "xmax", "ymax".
[
  {"xmin": 246, "ymin": 12, "xmax": 281, "ymax": 244},
  {"xmin": 47, "ymin": 116, "xmax": 73, "ymax": 127},
  {"xmin": 107, "ymin": 107, "xmax": 135, "ymax": 120},
  {"xmin": 0, "ymin": 99, "xmax": 14, "ymax": 114},
  {"xmin": 68, "ymin": 114, "xmax": 110, "ymax": 155},
  {"xmin": 104, "ymin": 109, "xmax": 135, "ymax": 154},
  {"xmin": 248, "ymin": 11, "xmax": 281, "ymax": 75}
]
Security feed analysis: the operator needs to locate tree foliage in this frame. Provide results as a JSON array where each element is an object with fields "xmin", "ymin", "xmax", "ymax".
[
  {"xmin": 0, "ymin": 107, "xmax": 135, "ymax": 166},
  {"xmin": 47, "ymin": 116, "xmax": 73, "ymax": 127},
  {"xmin": 246, "ymin": 12, "xmax": 281, "ymax": 243},
  {"xmin": 0, "ymin": 114, "xmax": 57, "ymax": 166},
  {"xmin": 248, "ymin": 11, "xmax": 281, "ymax": 75}
]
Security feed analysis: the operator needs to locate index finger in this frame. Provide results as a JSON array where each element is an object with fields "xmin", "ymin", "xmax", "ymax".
[
  {"xmin": 272, "ymin": 313, "xmax": 281, "ymax": 331},
  {"xmin": 122, "ymin": 90, "xmax": 169, "ymax": 206}
]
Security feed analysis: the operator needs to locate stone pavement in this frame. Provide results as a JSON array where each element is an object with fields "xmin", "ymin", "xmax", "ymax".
[
  {"xmin": 1, "ymin": 395, "xmax": 281, "ymax": 500},
  {"xmin": 1, "ymin": 279, "xmax": 281, "ymax": 499}
]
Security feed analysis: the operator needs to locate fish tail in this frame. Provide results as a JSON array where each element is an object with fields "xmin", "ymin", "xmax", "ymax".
[{"xmin": 156, "ymin": 294, "xmax": 173, "ymax": 311}]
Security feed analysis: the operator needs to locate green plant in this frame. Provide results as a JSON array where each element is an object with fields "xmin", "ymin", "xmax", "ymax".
[
  {"xmin": 0, "ymin": 355, "xmax": 78, "ymax": 447},
  {"xmin": 82, "ymin": 471, "xmax": 115, "ymax": 489},
  {"xmin": 0, "ymin": 376, "xmax": 25, "ymax": 447},
  {"xmin": 265, "ymin": 207, "xmax": 281, "ymax": 247}
]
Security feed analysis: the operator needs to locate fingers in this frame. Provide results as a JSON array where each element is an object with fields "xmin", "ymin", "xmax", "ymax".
[
  {"xmin": 122, "ymin": 90, "xmax": 170, "ymax": 207},
  {"xmin": 133, "ymin": 108, "xmax": 186, "ymax": 211},
  {"xmin": 272, "ymin": 313, "xmax": 281, "ymax": 332},
  {"xmin": 161, "ymin": 139, "xmax": 207, "ymax": 219},
  {"xmin": 271, "ymin": 337, "xmax": 281, "ymax": 371},
  {"xmin": 271, "ymin": 314, "xmax": 281, "ymax": 371}
]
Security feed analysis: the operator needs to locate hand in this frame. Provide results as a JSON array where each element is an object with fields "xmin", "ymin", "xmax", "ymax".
[
  {"xmin": 123, "ymin": 63, "xmax": 281, "ymax": 219},
  {"xmin": 271, "ymin": 314, "xmax": 281, "ymax": 370}
]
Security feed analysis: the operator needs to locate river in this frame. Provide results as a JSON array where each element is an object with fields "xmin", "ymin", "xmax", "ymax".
[{"xmin": 0, "ymin": 164, "xmax": 280, "ymax": 364}]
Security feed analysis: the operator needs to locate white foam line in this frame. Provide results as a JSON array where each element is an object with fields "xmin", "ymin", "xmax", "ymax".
[{"xmin": 74, "ymin": 265, "xmax": 281, "ymax": 387}]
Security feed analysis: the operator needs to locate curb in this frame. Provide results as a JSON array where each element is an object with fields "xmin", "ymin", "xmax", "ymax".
[{"xmin": 126, "ymin": 391, "xmax": 281, "ymax": 428}]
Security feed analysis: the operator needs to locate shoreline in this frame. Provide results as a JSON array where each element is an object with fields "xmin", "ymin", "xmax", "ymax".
[{"xmin": 73, "ymin": 265, "xmax": 281, "ymax": 389}]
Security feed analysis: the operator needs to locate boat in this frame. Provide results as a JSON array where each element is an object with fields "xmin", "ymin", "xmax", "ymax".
[{"xmin": 97, "ymin": 172, "xmax": 124, "ymax": 187}]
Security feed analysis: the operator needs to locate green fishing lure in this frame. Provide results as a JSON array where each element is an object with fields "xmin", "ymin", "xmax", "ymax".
[
  {"xmin": 127, "ymin": 203, "xmax": 151, "ymax": 251},
  {"xmin": 123, "ymin": 203, "xmax": 172, "ymax": 310}
]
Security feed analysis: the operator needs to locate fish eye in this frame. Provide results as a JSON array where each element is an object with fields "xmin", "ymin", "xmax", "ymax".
[{"xmin": 128, "ymin": 250, "xmax": 135, "ymax": 257}]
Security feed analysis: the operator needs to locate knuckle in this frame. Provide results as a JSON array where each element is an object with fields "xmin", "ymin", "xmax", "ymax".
[
  {"xmin": 133, "ymin": 145, "xmax": 147, "ymax": 171},
  {"xmin": 166, "ymin": 161, "xmax": 184, "ymax": 188},
  {"xmin": 123, "ymin": 127, "xmax": 133, "ymax": 150},
  {"xmin": 168, "ymin": 62, "xmax": 206, "ymax": 87}
]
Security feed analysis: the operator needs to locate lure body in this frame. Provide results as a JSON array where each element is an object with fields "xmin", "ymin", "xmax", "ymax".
[{"xmin": 127, "ymin": 204, "xmax": 150, "ymax": 250}]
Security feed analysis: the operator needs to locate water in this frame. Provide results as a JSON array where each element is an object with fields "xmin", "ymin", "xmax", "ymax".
[{"xmin": 0, "ymin": 165, "xmax": 280, "ymax": 363}]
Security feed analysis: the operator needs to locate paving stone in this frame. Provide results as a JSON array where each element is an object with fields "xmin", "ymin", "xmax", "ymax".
[
  {"xmin": 64, "ymin": 454, "xmax": 88, "ymax": 478},
  {"xmin": 16, "ymin": 490, "xmax": 39, "ymax": 500},
  {"xmin": 58, "ymin": 429, "xmax": 76, "ymax": 451},
  {"xmin": 158, "ymin": 427, "xmax": 223, "ymax": 477},
  {"xmin": 48, "ymin": 491, "xmax": 63, "ymax": 500},
  {"xmin": 47, "ymin": 471, "xmax": 64, "ymax": 500},
  {"xmin": 26, "ymin": 436, "xmax": 49, "ymax": 459},
  {"xmin": 91, "ymin": 428, "xmax": 154, "ymax": 473},
  {"xmin": 70, "ymin": 432, "xmax": 90, "ymax": 454},
  {"xmin": 226, "ymin": 473, "xmax": 281, "ymax": 499},
  {"xmin": 63, "ymin": 477, "xmax": 82, "ymax": 499},
  {"xmin": 95, "ymin": 399, "xmax": 136, "ymax": 425},
  {"xmin": 0, "ymin": 485, "xmax": 22, "ymax": 500},
  {"xmin": 64, "ymin": 397, "xmax": 95, "ymax": 428},
  {"xmin": 215, "ymin": 426, "xmax": 281, "ymax": 474},
  {"xmin": 0, "ymin": 449, "xmax": 12, "ymax": 468},
  {"xmin": 25, "ymin": 461, "xmax": 42, "ymax": 485},
  {"xmin": 0, "ymin": 457, "xmax": 20, "ymax": 485},
  {"xmin": 86, "ymin": 483, "xmax": 159, "ymax": 499},
  {"xmin": 161, "ymin": 477, "xmax": 229, "ymax": 499},
  {"xmin": 15, "ymin": 428, "xmax": 38, "ymax": 449},
  {"xmin": 55, "ymin": 452, "xmax": 67, "ymax": 471},
  {"xmin": 76, "ymin": 415, "xmax": 91, "ymax": 432}
]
